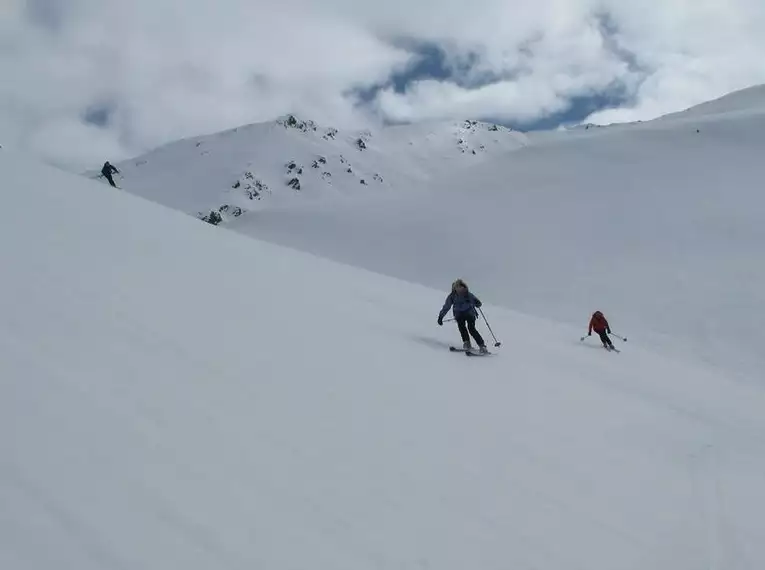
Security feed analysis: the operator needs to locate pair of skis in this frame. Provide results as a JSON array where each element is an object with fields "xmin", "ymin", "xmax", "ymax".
[
  {"xmin": 579, "ymin": 335, "xmax": 623, "ymax": 353},
  {"xmin": 449, "ymin": 346, "xmax": 492, "ymax": 357}
]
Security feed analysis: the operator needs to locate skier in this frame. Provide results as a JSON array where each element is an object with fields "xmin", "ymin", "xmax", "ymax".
[
  {"xmin": 438, "ymin": 279, "xmax": 488, "ymax": 353},
  {"xmin": 101, "ymin": 161, "xmax": 120, "ymax": 188},
  {"xmin": 588, "ymin": 310, "xmax": 615, "ymax": 350}
]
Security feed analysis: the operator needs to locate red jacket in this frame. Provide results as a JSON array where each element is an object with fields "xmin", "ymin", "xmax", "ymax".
[{"xmin": 589, "ymin": 312, "xmax": 610, "ymax": 334}]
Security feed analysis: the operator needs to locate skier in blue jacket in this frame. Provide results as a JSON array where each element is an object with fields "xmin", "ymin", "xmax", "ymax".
[{"xmin": 438, "ymin": 279, "xmax": 488, "ymax": 353}]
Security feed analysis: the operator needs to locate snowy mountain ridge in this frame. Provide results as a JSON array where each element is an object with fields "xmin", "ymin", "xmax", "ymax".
[{"xmin": 100, "ymin": 114, "xmax": 526, "ymax": 226}]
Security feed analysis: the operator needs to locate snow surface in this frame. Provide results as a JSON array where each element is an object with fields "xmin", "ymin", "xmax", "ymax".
[
  {"xmin": 4, "ymin": 148, "xmax": 765, "ymax": 568},
  {"xmin": 113, "ymin": 87, "xmax": 765, "ymax": 380}
]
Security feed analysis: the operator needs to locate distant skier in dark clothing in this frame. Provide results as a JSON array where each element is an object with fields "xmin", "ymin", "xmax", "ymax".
[
  {"xmin": 588, "ymin": 310, "xmax": 614, "ymax": 349},
  {"xmin": 101, "ymin": 161, "xmax": 119, "ymax": 187},
  {"xmin": 438, "ymin": 279, "xmax": 488, "ymax": 353}
]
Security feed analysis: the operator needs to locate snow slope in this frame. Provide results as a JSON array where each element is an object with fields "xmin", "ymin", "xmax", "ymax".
[
  {"xmin": 101, "ymin": 116, "xmax": 527, "ymax": 223},
  {"xmin": 4, "ymin": 150, "xmax": 765, "ymax": 568},
  {"xmin": 102, "ymin": 86, "xmax": 765, "ymax": 378},
  {"xmin": 546, "ymin": 84, "xmax": 765, "ymax": 139},
  {"xmin": 661, "ymin": 84, "xmax": 765, "ymax": 121},
  {"xmin": 230, "ymin": 90, "xmax": 765, "ymax": 380}
]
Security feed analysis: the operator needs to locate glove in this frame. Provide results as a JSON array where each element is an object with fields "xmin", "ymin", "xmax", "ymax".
[{"xmin": 437, "ymin": 317, "xmax": 443, "ymax": 326}]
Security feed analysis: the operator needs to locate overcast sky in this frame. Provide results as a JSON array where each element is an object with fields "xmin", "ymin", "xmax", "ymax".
[{"xmin": 3, "ymin": 0, "xmax": 765, "ymax": 170}]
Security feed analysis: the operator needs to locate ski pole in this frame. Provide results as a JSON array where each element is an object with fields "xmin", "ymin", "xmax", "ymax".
[
  {"xmin": 610, "ymin": 333, "xmax": 627, "ymax": 342},
  {"xmin": 478, "ymin": 307, "xmax": 502, "ymax": 347}
]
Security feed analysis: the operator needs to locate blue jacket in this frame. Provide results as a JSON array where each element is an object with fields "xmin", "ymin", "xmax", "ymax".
[{"xmin": 439, "ymin": 291, "xmax": 482, "ymax": 320}]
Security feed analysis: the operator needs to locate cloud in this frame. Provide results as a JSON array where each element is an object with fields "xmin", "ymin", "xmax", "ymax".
[
  {"xmin": 584, "ymin": 0, "xmax": 765, "ymax": 124},
  {"xmin": 370, "ymin": 14, "xmax": 640, "ymax": 124},
  {"xmin": 0, "ymin": 0, "xmax": 409, "ymax": 169},
  {"xmin": 2, "ymin": 0, "xmax": 764, "ymax": 169}
]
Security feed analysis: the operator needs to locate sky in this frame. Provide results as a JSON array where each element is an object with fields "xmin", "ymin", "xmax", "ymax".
[{"xmin": 2, "ymin": 0, "xmax": 765, "ymax": 170}]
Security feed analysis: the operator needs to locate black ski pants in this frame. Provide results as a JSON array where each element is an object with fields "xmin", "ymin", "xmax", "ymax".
[
  {"xmin": 456, "ymin": 313, "xmax": 485, "ymax": 347},
  {"xmin": 596, "ymin": 329, "xmax": 613, "ymax": 348},
  {"xmin": 103, "ymin": 172, "xmax": 117, "ymax": 187}
]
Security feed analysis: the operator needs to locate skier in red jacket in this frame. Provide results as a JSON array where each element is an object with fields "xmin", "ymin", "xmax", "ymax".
[{"xmin": 588, "ymin": 311, "xmax": 615, "ymax": 350}]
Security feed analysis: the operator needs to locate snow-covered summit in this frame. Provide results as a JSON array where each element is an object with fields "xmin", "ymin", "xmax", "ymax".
[{"xmin": 103, "ymin": 115, "xmax": 526, "ymax": 225}]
